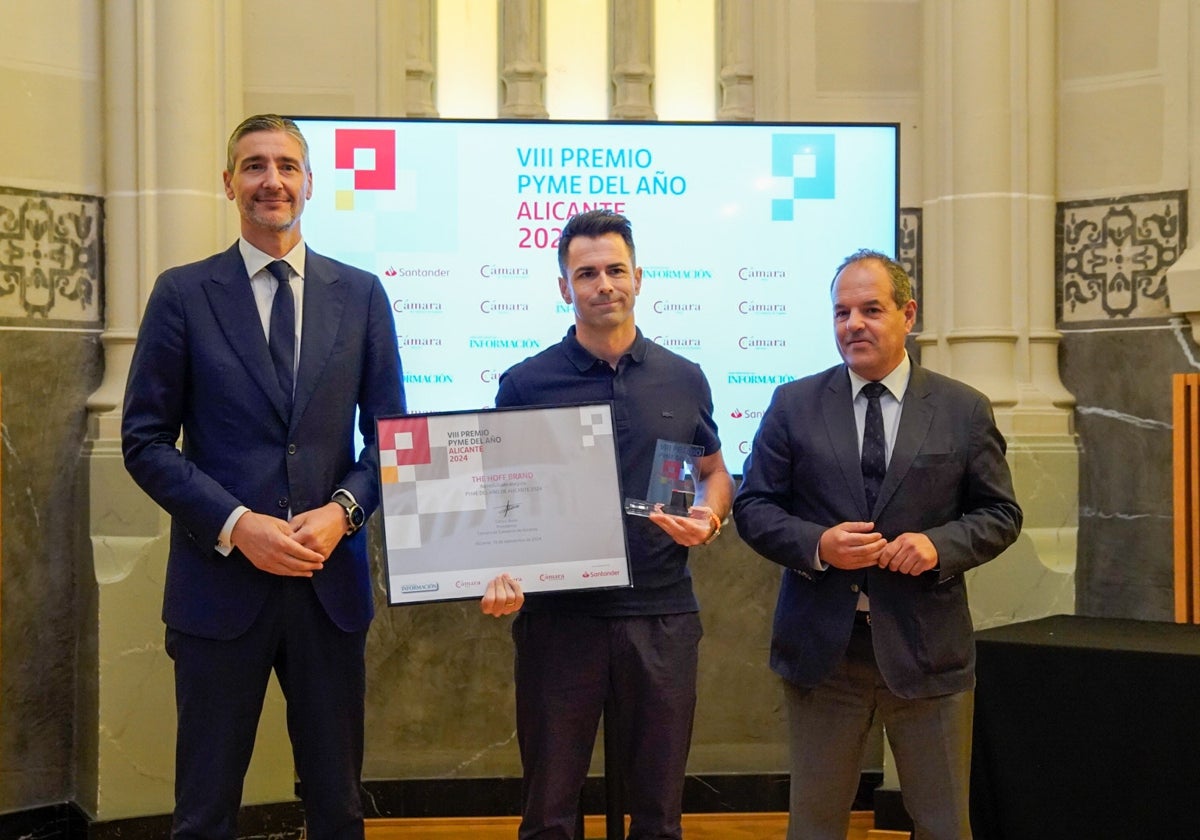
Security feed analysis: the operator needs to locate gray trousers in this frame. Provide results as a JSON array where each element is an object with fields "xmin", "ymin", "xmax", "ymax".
[{"xmin": 783, "ymin": 622, "xmax": 974, "ymax": 840}]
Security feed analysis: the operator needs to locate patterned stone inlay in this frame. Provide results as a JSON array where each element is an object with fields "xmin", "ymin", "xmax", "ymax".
[
  {"xmin": 0, "ymin": 186, "xmax": 103, "ymax": 324},
  {"xmin": 1057, "ymin": 191, "xmax": 1185, "ymax": 324},
  {"xmin": 898, "ymin": 207, "xmax": 922, "ymax": 332}
]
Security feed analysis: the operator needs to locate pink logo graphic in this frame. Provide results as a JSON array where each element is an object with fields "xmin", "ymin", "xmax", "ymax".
[
  {"xmin": 335, "ymin": 129, "xmax": 396, "ymax": 191},
  {"xmin": 378, "ymin": 416, "xmax": 432, "ymax": 466}
]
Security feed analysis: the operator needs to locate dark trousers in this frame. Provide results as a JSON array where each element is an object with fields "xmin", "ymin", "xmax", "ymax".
[
  {"xmin": 783, "ymin": 622, "xmax": 974, "ymax": 840},
  {"xmin": 166, "ymin": 577, "xmax": 367, "ymax": 840},
  {"xmin": 512, "ymin": 611, "xmax": 702, "ymax": 840}
]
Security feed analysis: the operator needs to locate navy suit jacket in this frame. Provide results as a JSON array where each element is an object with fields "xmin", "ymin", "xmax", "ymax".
[
  {"xmin": 122, "ymin": 243, "xmax": 405, "ymax": 640},
  {"xmin": 733, "ymin": 362, "xmax": 1022, "ymax": 699}
]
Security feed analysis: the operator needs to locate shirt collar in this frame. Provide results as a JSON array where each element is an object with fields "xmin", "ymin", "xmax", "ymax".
[
  {"xmin": 562, "ymin": 325, "xmax": 648, "ymax": 372},
  {"xmin": 239, "ymin": 238, "xmax": 307, "ymax": 280},
  {"xmin": 848, "ymin": 352, "xmax": 911, "ymax": 402}
]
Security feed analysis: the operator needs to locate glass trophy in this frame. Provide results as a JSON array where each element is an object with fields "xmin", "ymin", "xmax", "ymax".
[{"xmin": 625, "ymin": 439, "xmax": 704, "ymax": 517}]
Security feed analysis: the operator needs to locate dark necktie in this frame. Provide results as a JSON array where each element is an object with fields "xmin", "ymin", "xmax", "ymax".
[
  {"xmin": 266, "ymin": 259, "xmax": 295, "ymax": 414},
  {"xmin": 861, "ymin": 381, "xmax": 887, "ymax": 513}
]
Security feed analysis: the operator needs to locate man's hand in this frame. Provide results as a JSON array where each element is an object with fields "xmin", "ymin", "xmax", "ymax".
[
  {"xmin": 480, "ymin": 573, "xmax": 524, "ymax": 617},
  {"xmin": 231, "ymin": 511, "xmax": 326, "ymax": 576},
  {"xmin": 290, "ymin": 502, "xmax": 351, "ymax": 560},
  {"xmin": 818, "ymin": 521, "xmax": 886, "ymax": 569},
  {"xmin": 877, "ymin": 531, "xmax": 938, "ymax": 576},
  {"xmin": 647, "ymin": 504, "xmax": 718, "ymax": 547}
]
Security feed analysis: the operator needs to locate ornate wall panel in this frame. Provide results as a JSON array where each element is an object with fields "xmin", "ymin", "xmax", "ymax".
[
  {"xmin": 898, "ymin": 206, "xmax": 923, "ymax": 332},
  {"xmin": 0, "ymin": 186, "xmax": 103, "ymax": 326},
  {"xmin": 1057, "ymin": 191, "xmax": 1186, "ymax": 325}
]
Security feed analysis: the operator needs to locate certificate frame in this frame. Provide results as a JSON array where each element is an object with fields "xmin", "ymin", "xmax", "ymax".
[{"xmin": 375, "ymin": 402, "xmax": 632, "ymax": 605}]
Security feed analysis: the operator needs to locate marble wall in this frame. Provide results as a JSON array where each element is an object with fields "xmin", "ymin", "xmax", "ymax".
[
  {"xmin": 1056, "ymin": 191, "xmax": 1184, "ymax": 618},
  {"xmin": 0, "ymin": 185, "xmax": 104, "ymax": 809}
]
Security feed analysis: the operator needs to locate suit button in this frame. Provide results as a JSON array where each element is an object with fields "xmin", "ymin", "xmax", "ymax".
[
  {"xmin": 277, "ymin": 497, "xmax": 289, "ymax": 509},
  {"xmin": 850, "ymin": 584, "xmax": 860, "ymax": 593},
  {"xmin": 287, "ymin": 444, "xmax": 297, "ymax": 455}
]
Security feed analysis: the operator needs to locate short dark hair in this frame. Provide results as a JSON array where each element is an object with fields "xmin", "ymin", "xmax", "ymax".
[
  {"xmin": 225, "ymin": 114, "xmax": 310, "ymax": 174},
  {"xmin": 557, "ymin": 209, "xmax": 636, "ymax": 277},
  {"xmin": 830, "ymin": 248, "xmax": 913, "ymax": 307}
]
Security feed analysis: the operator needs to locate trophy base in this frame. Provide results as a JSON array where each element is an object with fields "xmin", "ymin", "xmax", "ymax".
[{"xmin": 624, "ymin": 498, "xmax": 692, "ymax": 518}]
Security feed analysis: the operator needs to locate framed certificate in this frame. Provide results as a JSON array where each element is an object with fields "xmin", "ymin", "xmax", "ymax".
[{"xmin": 376, "ymin": 403, "xmax": 632, "ymax": 605}]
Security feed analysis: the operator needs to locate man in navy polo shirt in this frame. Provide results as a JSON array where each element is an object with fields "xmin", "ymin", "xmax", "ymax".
[{"xmin": 495, "ymin": 209, "xmax": 734, "ymax": 840}]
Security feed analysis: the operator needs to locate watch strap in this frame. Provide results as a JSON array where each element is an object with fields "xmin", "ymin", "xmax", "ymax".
[
  {"xmin": 702, "ymin": 511, "xmax": 723, "ymax": 545},
  {"xmin": 332, "ymin": 489, "xmax": 363, "ymax": 535}
]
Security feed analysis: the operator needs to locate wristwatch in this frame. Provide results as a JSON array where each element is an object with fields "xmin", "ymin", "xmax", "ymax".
[{"xmin": 332, "ymin": 489, "xmax": 366, "ymax": 536}]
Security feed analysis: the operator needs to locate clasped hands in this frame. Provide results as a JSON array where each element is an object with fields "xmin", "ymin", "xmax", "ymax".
[
  {"xmin": 231, "ymin": 504, "xmax": 350, "ymax": 576},
  {"xmin": 818, "ymin": 521, "xmax": 937, "ymax": 576}
]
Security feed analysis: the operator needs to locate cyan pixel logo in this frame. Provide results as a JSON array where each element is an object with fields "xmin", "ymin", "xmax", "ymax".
[{"xmin": 772, "ymin": 134, "xmax": 836, "ymax": 220}]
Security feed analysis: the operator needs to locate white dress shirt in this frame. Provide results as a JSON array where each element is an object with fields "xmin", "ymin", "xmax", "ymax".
[
  {"xmin": 215, "ymin": 239, "xmax": 307, "ymax": 554},
  {"xmin": 814, "ymin": 353, "xmax": 913, "ymax": 611}
]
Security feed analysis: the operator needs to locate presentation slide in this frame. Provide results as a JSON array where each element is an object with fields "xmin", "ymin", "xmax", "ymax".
[{"xmin": 294, "ymin": 118, "xmax": 899, "ymax": 472}]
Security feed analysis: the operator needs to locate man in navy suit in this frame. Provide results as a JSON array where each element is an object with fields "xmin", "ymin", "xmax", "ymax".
[
  {"xmin": 122, "ymin": 114, "xmax": 431, "ymax": 839},
  {"xmin": 733, "ymin": 250, "xmax": 1022, "ymax": 840}
]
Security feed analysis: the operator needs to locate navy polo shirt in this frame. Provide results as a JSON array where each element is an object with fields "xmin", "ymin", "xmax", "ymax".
[{"xmin": 494, "ymin": 326, "xmax": 722, "ymax": 616}]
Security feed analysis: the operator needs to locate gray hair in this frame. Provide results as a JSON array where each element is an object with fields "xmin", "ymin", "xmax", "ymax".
[
  {"xmin": 225, "ymin": 114, "xmax": 310, "ymax": 173},
  {"xmin": 830, "ymin": 249, "xmax": 913, "ymax": 307}
]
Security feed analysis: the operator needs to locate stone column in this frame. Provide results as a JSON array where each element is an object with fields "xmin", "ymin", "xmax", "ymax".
[
  {"xmin": 922, "ymin": 2, "xmax": 1016, "ymax": 397},
  {"xmin": 921, "ymin": 0, "xmax": 1076, "ymax": 624},
  {"xmin": 85, "ymin": 0, "xmax": 295, "ymax": 819},
  {"xmin": 372, "ymin": 0, "xmax": 443, "ymax": 118},
  {"xmin": 717, "ymin": 0, "xmax": 754, "ymax": 121},
  {"xmin": 500, "ymin": 0, "xmax": 547, "ymax": 118},
  {"xmin": 1167, "ymin": 0, "xmax": 1200, "ymax": 328},
  {"xmin": 610, "ymin": 0, "xmax": 655, "ymax": 120},
  {"xmin": 376, "ymin": 0, "xmax": 407, "ymax": 116}
]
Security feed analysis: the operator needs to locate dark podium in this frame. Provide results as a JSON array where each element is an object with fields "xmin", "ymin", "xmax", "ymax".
[{"xmin": 971, "ymin": 614, "xmax": 1200, "ymax": 840}]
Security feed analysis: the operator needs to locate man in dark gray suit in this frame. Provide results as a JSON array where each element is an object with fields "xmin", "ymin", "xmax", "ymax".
[{"xmin": 733, "ymin": 250, "xmax": 1022, "ymax": 840}]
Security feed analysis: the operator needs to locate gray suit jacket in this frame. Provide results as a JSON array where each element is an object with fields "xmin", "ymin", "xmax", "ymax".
[
  {"xmin": 122, "ymin": 243, "xmax": 405, "ymax": 640},
  {"xmin": 733, "ymin": 362, "xmax": 1022, "ymax": 699}
]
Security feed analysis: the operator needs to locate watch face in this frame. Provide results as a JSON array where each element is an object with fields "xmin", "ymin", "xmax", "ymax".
[{"xmin": 350, "ymin": 506, "xmax": 366, "ymax": 528}]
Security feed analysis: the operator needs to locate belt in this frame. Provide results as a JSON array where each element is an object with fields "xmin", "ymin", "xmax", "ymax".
[{"xmin": 854, "ymin": 610, "xmax": 871, "ymax": 628}]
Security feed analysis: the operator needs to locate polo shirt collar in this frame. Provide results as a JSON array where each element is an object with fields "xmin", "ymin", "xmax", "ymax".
[{"xmin": 563, "ymin": 325, "xmax": 648, "ymax": 372}]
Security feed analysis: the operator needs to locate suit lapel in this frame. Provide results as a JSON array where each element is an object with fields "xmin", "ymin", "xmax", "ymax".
[
  {"xmin": 292, "ymin": 248, "xmax": 348, "ymax": 425},
  {"xmin": 874, "ymin": 364, "xmax": 934, "ymax": 515},
  {"xmin": 203, "ymin": 244, "xmax": 291, "ymax": 423},
  {"xmin": 822, "ymin": 367, "xmax": 872, "ymax": 519}
]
